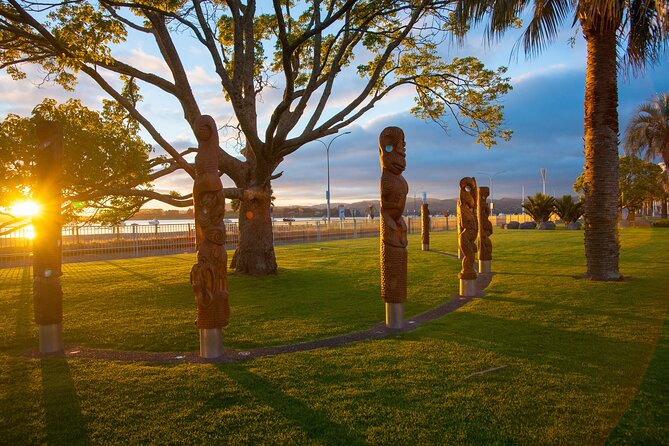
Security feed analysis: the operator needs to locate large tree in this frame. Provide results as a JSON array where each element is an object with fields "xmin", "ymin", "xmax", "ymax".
[
  {"xmin": 0, "ymin": 0, "xmax": 512, "ymax": 275},
  {"xmin": 574, "ymin": 155, "xmax": 665, "ymax": 221},
  {"xmin": 617, "ymin": 155, "xmax": 663, "ymax": 221},
  {"xmin": 454, "ymin": 0, "xmax": 668, "ymax": 280},
  {"xmin": 0, "ymin": 97, "xmax": 175, "ymax": 230}
]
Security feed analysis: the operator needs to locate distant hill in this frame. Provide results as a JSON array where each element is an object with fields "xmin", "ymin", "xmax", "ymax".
[
  {"xmin": 272, "ymin": 197, "xmax": 526, "ymax": 218},
  {"xmin": 131, "ymin": 197, "xmax": 528, "ymax": 220}
]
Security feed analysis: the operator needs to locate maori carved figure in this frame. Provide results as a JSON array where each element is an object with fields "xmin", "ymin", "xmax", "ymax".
[
  {"xmin": 379, "ymin": 127, "xmax": 408, "ymax": 303},
  {"xmin": 33, "ymin": 122, "xmax": 64, "ymax": 326},
  {"xmin": 458, "ymin": 177, "xmax": 478, "ymax": 280},
  {"xmin": 478, "ymin": 186, "xmax": 493, "ymax": 261},
  {"xmin": 421, "ymin": 203, "xmax": 430, "ymax": 247},
  {"xmin": 191, "ymin": 115, "xmax": 230, "ymax": 329}
]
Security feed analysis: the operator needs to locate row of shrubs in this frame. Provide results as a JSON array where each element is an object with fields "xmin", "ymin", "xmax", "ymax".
[{"xmin": 652, "ymin": 219, "xmax": 669, "ymax": 227}]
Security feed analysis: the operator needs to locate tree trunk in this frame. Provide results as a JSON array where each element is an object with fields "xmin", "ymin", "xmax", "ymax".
[
  {"xmin": 231, "ymin": 183, "xmax": 277, "ymax": 275},
  {"xmin": 582, "ymin": 26, "xmax": 621, "ymax": 281},
  {"xmin": 662, "ymin": 197, "xmax": 668, "ymax": 219}
]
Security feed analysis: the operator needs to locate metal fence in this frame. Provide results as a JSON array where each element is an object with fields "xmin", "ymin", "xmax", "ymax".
[{"xmin": 0, "ymin": 214, "xmax": 537, "ymax": 268}]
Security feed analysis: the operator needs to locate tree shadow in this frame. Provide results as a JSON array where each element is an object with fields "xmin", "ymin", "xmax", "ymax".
[
  {"xmin": 221, "ymin": 364, "xmax": 367, "ymax": 444},
  {"xmin": 101, "ymin": 260, "xmax": 167, "ymax": 289},
  {"xmin": 39, "ymin": 358, "xmax": 90, "ymax": 446},
  {"xmin": 484, "ymin": 294, "xmax": 658, "ymax": 324}
]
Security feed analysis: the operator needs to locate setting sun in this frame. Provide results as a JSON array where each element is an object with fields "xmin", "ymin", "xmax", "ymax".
[{"xmin": 10, "ymin": 200, "xmax": 41, "ymax": 218}]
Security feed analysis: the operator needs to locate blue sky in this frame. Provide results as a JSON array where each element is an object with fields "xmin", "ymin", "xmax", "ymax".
[{"xmin": 0, "ymin": 8, "xmax": 667, "ymax": 207}]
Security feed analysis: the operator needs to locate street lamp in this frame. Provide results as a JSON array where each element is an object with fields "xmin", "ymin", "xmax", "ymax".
[
  {"xmin": 476, "ymin": 170, "xmax": 507, "ymax": 212},
  {"xmin": 316, "ymin": 131, "xmax": 351, "ymax": 223}
]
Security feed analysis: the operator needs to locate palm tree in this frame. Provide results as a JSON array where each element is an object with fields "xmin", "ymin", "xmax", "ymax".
[
  {"xmin": 454, "ymin": 1, "xmax": 668, "ymax": 281},
  {"xmin": 554, "ymin": 195, "xmax": 585, "ymax": 226},
  {"xmin": 522, "ymin": 193, "xmax": 556, "ymax": 224},
  {"xmin": 624, "ymin": 92, "xmax": 669, "ymax": 167}
]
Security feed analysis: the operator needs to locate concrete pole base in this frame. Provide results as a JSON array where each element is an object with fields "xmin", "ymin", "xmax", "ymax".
[
  {"xmin": 385, "ymin": 302, "xmax": 404, "ymax": 330},
  {"xmin": 479, "ymin": 260, "xmax": 492, "ymax": 273},
  {"xmin": 421, "ymin": 244, "xmax": 429, "ymax": 251},
  {"xmin": 459, "ymin": 279, "xmax": 478, "ymax": 297},
  {"xmin": 199, "ymin": 328, "xmax": 223, "ymax": 359},
  {"xmin": 39, "ymin": 323, "xmax": 63, "ymax": 354}
]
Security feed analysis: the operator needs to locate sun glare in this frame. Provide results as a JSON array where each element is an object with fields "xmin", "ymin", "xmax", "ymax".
[{"xmin": 10, "ymin": 200, "xmax": 41, "ymax": 218}]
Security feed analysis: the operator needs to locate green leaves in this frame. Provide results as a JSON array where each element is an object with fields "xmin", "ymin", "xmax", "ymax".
[
  {"xmin": 554, "ymin": 195, "xmax": 584, "ymax": 224},
  {"xmin": 619, "ymin": 155, "xmax": 664, "ymax": 211},
  {"xmin": 0, "ymin": 98, "xmax": 152, "ymax": 224},
  {"xmin": 522, "ymin": 193, "xmax": 556, "ymax": 223}
]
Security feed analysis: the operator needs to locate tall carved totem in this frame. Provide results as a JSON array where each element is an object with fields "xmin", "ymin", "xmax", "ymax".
[
  {"xmin": 191, "ymin": 115, "xmax": 229, "ymax": 357},
  {"xmin": 458, "ymin": 177, "xmax": 478, "ymax": 295},
  {"xmin": 33, "ymin": 121, "xmax": 64, "ymax": 353},
  {"xmin": 379, "ymin": 127, "xmax": 408, "ymax": 329},
  {"xmin": 421, "ymin": 203, "xmax": 430, "ymax": 251},
  {"xmin": 478, "ymin": 186, "xmax": 493, "ymax": 272}
]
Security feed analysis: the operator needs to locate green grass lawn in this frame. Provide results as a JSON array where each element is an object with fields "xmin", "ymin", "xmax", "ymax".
[{"xmin": 1, "ymin": 229, "xmax": 668, "ymax": 444}]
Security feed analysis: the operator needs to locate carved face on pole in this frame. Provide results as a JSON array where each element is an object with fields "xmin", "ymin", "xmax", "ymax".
[
  {"xmin": 379, "ymin": 127, "xmax": 406, "ymax": 176},
  {"xmin": 193, "ymin": 115, "xmax": 222, "ymax": 196},
  {"xmin": 195, "ymin": 115, "xmax": 216, "ymax": 144}
]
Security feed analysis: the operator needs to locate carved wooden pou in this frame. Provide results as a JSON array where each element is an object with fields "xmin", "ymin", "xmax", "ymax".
[
  {"xmin": 33, "ymin": 122, "xmax": 64, "ymax": 326},
  {"xmin": 379, "ymin": 126, "xmax": 408, "ymax": 304},
  {"xmin": 478, "ymin": 186, "xmax": 493, "ymax": 261},
  {"xmin": 191, "ymin": 115, "xmax": 230, "ymax": 329},
  {"xmin": 458, "ymin": 177, "xmax": 478, "ymax": 280},
  {"xmin": 421, "ymin": 203, "xmax": 430, "ymax": 249}
]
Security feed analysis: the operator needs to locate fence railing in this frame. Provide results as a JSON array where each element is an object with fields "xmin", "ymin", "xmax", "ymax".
[{"xmin": 0, "ymin": 214, "xmax": 536, "ymax": 268}]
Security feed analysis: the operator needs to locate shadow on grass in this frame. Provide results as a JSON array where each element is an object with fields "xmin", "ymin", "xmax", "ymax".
[
  {"xmin": 418, "ymin": 311, "xmax": 649, "ymax": 377},
  {"xmin": 493, "ymin": 271, "xmax": 583, "ymax": 279},
  {"xmin": 102, "ymin": 260, "xmax": 168, "ymax": 289},
  {"xmin": 606, "ymin": 308, "xmax": 669, "ymax": 445},
  {"xmin": 484, "ymin": 294, "xmax": 658, "ymax": 324},
  {"xmin": 40, "ymin": 358, "xmax": 89, "ymax": 446},
  {"xmin": 222, "ymin": 364, "xmax": 366, "ymax": 444},
  {"xmin": 0, "ymin": 265, "xmax": 34, "ymax": 353}
]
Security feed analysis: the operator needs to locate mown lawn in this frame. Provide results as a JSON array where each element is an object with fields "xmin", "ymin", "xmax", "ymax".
[{"xmin": 0, "ymin": 228, "xmax": 667, "ymax": 445}]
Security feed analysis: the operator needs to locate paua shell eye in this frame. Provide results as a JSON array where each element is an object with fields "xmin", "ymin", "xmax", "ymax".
[{"xmin": 385, "ymin": 145, "xmax": 393, "ymax": 152}]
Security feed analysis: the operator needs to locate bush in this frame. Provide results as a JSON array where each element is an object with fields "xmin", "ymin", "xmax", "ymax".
[
  {"xmin": 522, "ymin": 193, "xmax": 555, "ymax": 223},
  {"xmin": 554, "ymin": 195, "xmax": 584, "ymax": 224},
  {"xmin": 652, "ymin": 219, "xmax": 669, "ymax": 227}
]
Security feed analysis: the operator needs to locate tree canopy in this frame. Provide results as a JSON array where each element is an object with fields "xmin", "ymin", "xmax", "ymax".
[
  {"xmin": 574, "ymin": 156, "xmax": 664, "ymax": 212},
  {"xmin": 0, "ymin": 98, "xmax": 157, "ymax": 224},
  {"xmin": 0, "ymin": 0, "xmax": 514, "ymax": 274}
]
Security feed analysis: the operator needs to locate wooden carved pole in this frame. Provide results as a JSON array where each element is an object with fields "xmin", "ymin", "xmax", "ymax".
[
  {"xmin": 191, "ymin": 115, "xmax": 229, "ymax": 358},
  {"xmin": 379, "ymin": 127, "xmax": 408, "ymax": 330},
  {"xmin": 458, "ymin": 177, "xmax": 478, "ymax": 296},
  {"xmin": 33, "ymin": 121, "xmax": 64, "ymax": 354},
  {"xmin": 478, "ymin": 186, "xmax": 493, "ymax": 273},
  {"xmin": 421, "ymin": 203, "xmax": 430, "ymax": 251}
]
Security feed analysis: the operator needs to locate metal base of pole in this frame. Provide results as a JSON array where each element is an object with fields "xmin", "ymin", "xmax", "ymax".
[
  {"xmin": 199, "ymin": 328, "xmax": 223, "ymax": 359},
  {"xmin": 39, "ymin": 323, "xmax": 63, "ymax": 354},
  {"xmin": 421, "ymin": 244, "xmax": 429, "ymax": 251},
  {"xmin": 459, "ymin": 279, "xmax": 477, "ymax": 297},
  {"xmin": 385, "ymin": 302, "xmax": 404, "ymax": 330},
  {"xmin": 479, "ymin": 260, "xmax": 491, "ymax": 273}
]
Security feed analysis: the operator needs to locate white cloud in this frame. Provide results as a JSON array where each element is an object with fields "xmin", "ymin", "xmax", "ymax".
[{"xmin": 186, "ymin": 66, "xmax": 220, "ymax": 86}]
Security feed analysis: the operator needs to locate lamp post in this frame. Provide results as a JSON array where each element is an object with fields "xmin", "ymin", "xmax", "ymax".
[
  {"xmin": 316, "ymin": 131, "xmax": 351, "ymax": 223},
  {"xmin": 476, "ymin": 170, "xmax": 507, "ymax": 212}
]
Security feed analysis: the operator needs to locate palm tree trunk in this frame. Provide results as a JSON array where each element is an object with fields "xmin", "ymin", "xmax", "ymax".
[{"xmin": 582, "ymin": 27, "xmax": 621, "ymax": 280}]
